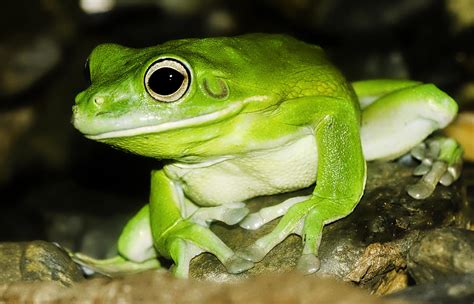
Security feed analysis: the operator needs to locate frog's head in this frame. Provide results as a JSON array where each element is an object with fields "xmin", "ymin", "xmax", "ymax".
[{"xmin": 73, "ymin": 37, "xmax": 278, "ymax": 159}]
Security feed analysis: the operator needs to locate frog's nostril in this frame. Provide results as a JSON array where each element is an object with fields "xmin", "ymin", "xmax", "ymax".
[{"xmin": 93, "ymin": 96, "xmax": 105, "ymax": 106}]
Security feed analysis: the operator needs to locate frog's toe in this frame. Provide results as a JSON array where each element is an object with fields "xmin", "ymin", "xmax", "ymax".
[
  {"xmin": 237, "ymin": 243, "xmax": 267, "ymax": 262},
  {"xmin": 222, "ymin": 206, "xmax": 249, "ymax": 225},
  {"xmin": 413, "ymin": 162, "xmax": 431, "ymax": 176},
  {"xmin": 439, "ymin": 162, "xmax": 462, "ymax": 186},
  {"xmin": 225, "ymin": 254, "xmax": 255, "ymax": 274},
  {"xmin": 296, "ymin": 253, "xmax": 321, "ymax": 275},
  {"xmin": 239, "ymin": 213, "xmax": 265, "ymax": 230},
  {"xmin": 407, "ymin": 160, "xmax": 447, "ymax": 199},
  {"xmin": 450, "ymin": 162, "xmax": 462, "ymax": 179},
  {"xmin": 411, "ymin": 138, "xmax": 440, "ymax": 163},
  {"xmin": 407, "ymin": 179, "xmax": 435, "ymax": 200},
  {"xmin": 407, "ymin": 137, "xmax": 463, "ymax": 199},
  {"xmin": 440, "ymin": 171, "xmax": 454, "ymax": 186},
  {"xmin": 411, "ymin": 142, "xmax": 427, "ymax": 161}
]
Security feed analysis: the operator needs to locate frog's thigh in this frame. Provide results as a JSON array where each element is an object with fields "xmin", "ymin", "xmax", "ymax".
[
  {"xmin": 352, "ymin": 79, "xmax": 420, "ymax": 109},
  {"xmin": 361, "ymin": 84, "xmax": 457, "ymax": 161},
  {"xmin": 117, "ymin": 204, "xmax": 156, "ymax": 262}
]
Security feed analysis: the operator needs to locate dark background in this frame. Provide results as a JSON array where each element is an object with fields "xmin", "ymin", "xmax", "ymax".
[{"xmin": 0, "ymin": 0, "xmax": 472, "ymax": 256}]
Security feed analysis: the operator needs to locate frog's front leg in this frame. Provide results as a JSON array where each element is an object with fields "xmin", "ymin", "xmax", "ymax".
[
  {"xmin": 239, "ymin": 107, "xmax": 366, "ymax": 274},
  {"xmin": 149, "ymin": 170, "xmax": 253, "ymax": 278},
  {"xmin": 355, "ymin": 80, "xmax": 462, "ymax": 199}
]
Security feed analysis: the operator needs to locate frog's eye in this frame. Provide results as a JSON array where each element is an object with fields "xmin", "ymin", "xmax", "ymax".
[{"xmin": 144, "ymin": 58, "xmax": 190, "ymax": 102}]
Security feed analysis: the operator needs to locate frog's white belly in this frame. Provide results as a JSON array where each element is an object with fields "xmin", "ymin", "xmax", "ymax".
[{"xmin": 164, "ymin": 135, "xmax": 317, "ymax": 206}]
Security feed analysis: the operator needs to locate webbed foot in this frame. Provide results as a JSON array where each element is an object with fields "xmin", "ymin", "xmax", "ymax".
[
  {"xmin": 238, "ymin": 197, "xmax": 356, "ymax": 275},
  {"xmin": 407, "ymin": 137, "xmax": 463, "ymax": 199},
  {"xmin": 167, "ymin": 221, "xmax": 255, "ymax": 277}
]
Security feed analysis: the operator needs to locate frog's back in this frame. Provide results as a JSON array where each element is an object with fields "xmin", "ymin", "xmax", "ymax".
[{"xmin": 161, "ymin": 34, "xmax": 356, "ymax": 103}]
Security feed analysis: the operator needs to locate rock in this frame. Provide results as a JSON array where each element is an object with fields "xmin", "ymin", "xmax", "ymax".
[
  {"xmin": 0, "ymin": 271, "xmax": 406, "ymax": 304},
  {"xmin": 0, "ymin": 241, "xmax": 83, "ymax": 286},
  {"xmin": 190, "ymin": 161, "xmax": 467, "ymax": 284},
  {"xmin": 345, "ymin": 231, "xmax": 419, "ymax": 286},
  {"xmin": 388, "ymin": 274, "xmax": 474, "ymax": 304},
  {"xmin": 407, "ymin": 228, "xmax": 474, "ymax": 283},
  {"xmin": 372, "ymin": 269, "xmax": 409, "ymax": 296}
]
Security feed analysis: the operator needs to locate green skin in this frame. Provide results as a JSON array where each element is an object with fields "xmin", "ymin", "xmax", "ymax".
[{"xmin": 72, "ymin": 34, "xmax": 462, "ymax": 278}]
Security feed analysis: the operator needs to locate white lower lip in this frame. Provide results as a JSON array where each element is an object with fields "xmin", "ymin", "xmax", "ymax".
[{"xmin": 87, "ymin": 102, "xmax": 244, "ymax": 140}]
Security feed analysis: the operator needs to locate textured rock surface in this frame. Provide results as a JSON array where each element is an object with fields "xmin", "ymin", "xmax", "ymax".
[
  {"xmin": 0, "ymin": 271, "xmax": 406, "ymax": 304},
  {"xmin": 190, "ymin": 161, "xmax": 467, "ymax": 282},
  {"xmin": 407, "ymin": 227, "xmax": 474, "ymax": 283},
  {"xmin": 388, "ymin": 274, "xmax": 474, "ymax": 304},
  {"xmin": 0, "ymin": 241, "xmax": 83, "ymax": 286}
]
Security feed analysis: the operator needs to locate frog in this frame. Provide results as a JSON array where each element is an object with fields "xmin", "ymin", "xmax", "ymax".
[{"xmin": 72, "ymin": 33, "xmax": 462, "ymax": 278}]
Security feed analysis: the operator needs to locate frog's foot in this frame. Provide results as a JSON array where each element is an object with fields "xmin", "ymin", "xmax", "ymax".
[
  {"xmin": 240, "ymin": 196, "xmax": 310, "ymax": 230},
  {"xmin": 71, "ymin": 253, "xmax": 161, "ymax": 277},
  {"xmin": 168, "ymin": 220, "xmax": 254, "ymax": 278},
  {"xmin": 407, "ymin": 137, "xmax": 463, "ymax": 199},
  {"xmin": 191, "ymin": 202, "xmax": 249, "ymax": 226},
  {"xmin": 238, "ymin": 197, "xmax": 353, "ymax": 275}
]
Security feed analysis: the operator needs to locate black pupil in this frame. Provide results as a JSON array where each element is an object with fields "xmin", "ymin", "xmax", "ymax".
[{"xmin": 148, "ymin": 67, "xmax": 184, "ymax": 96}]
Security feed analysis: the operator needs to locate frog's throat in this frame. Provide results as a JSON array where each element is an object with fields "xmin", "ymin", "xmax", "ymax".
[{"xmin": 86, "ymin": 101, "xmax": 246, "ymax": 140}]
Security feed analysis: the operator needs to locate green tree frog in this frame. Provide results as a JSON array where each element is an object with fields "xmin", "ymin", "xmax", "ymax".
[{"xmin": 72, "ymin": 34, "xmax": 462, "ymax": 278}]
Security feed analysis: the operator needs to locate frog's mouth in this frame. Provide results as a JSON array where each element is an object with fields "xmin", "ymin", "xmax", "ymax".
[{"xmin": 86, "ymin": 101, "xmax": 244, "ymax": 140}]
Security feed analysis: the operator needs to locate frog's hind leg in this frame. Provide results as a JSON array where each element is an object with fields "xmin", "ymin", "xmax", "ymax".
[
  {"xmin": 71, "ymin": 204, "xmax": 161, "ymax": 276},
  {"xmin": 117, "ymin": 204, "xmax": 156, "ymax": 262},
  {"xmin": 359, "ymin": 83, "xmax": 457, "ymax": 161},
  {"xmin": 357, "ymin": 81, "xmax": 461, "ymax": 199}
]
